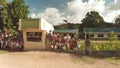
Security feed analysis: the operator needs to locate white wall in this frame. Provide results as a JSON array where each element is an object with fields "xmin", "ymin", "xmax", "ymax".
[{"xmin": 40, "ymin": 18, "xmax": 54, "ymax": 33}]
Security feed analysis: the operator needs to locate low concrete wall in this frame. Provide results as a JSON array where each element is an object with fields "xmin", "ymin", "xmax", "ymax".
[
  {"xmin": 91, "ymin": 50, "xmax": 120, "ymax": 57},
  {"xmin": 23, "ymin": 28, "xmax": 46, "ymax": 50}
]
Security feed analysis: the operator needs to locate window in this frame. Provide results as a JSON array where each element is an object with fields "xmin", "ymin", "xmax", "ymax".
[
  {"xmin": 98, "ymin": 34, "xmax": 104, "ymax": 37},
  {"xmin": 108, "ymin": 34, "xmax": 110, "ymax": 37},
  {"xmin": 27, "ymin": 32, "xmax": 42, "ymax": 42},
  {"xmin": 117, "ymin": 35, "xmax": 120, "ymax": 37},
  {"xmin": 90, "ymin": 34, "xmax": 94, "ymax": 37}
]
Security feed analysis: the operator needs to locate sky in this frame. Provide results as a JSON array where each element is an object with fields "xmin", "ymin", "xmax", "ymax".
[{"xmin": 7, "ymin": 0, "xmax": 120, "ymax": 25}]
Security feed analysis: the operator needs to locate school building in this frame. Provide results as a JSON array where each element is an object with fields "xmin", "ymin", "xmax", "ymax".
[
  {"xmin": 53, "ymin": 29, "xmax": 79, "ymax": 38},
  {"xmin": 19, "ymin": 18, "xmax": 54, "ymax": 50},
  {"xmin": 83, "ymin": 28, "xmax": 120, "ymax": 39}
]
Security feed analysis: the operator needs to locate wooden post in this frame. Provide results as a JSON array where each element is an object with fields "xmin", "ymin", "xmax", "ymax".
[
  {"xmin": 85, "ymin": 33, "xmax": 86, "ymax": 39},
  {"xmin": 84, "ymin": 34, "xmax": 91, "ymax": 55}
]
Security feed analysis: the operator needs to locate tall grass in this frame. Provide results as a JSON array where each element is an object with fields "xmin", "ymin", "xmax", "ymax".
[
  {"xmin": 90, "ymin": 41, "xmax": 120, "ymax": 51},
  {"xmin": 79, "ymin": 40, "xmax": 120, "ymax": 51}
]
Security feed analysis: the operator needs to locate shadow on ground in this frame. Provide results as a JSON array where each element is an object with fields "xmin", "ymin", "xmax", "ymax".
[
  {"xmin": 42, "ymin": 49, "xmax": 120, "ymax": 58},
  {"xmin": 1, "ymin": 49, "xmax": 120, "ymax": 59}
]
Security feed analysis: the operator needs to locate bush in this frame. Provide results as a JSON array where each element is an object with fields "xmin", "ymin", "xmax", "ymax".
[
  {"xmin": 89, "ymin": 31, "xmax": 120, "ymax": 51},
  {"xmin": 90, "ymin": 41, "xmax": 120, "ymax": 51}
]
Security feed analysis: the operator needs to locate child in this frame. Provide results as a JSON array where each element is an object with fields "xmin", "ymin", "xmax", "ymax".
[
  {"xmin": 77, "ymin": 38, "xmax": 81, "ymax": 52},
  {"xmin": 69, "ymin": 38, "xmax": 74, "ymax": 50}
]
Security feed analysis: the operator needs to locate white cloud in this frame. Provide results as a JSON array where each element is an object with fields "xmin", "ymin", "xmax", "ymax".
[
  {"xmin": 101, "ymin": 10, "xmax": 120, "ymax": 23},
  {"xmin": 102, "ymin": 0, "xmax": 120, "ymax": 23},
  {"xmin": 31, "ymin": 13, "xmax": 37, "ymax": 18},
  {"xmin": 66, "ymin": 0, "xmax": 105, "ymax": 23},
  {"xmin": 114, "ymin": 0, "xmax": 117, "ymax": 4},
  {"xmin": 66, "ymin": 0, "xmax": 120, "ymax": 23},
  {"xmin": 31, "ymin": 8, "xmax": 64, "ymax": 25},
  {"xmin": 30, "ymin": 0, "xmax": 120, "ymax": 25},
  {"xmin": 109, "ymin": 0, "xmax": 120, "ymax": 10}
]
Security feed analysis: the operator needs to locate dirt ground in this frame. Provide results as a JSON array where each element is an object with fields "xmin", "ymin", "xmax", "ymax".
[{"xmin": 0, "ymin": 51, "xmax": 120, "ymax": 68}]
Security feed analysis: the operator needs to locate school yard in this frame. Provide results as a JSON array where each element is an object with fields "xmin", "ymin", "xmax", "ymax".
[{"xmin": 0, "ymin": 51, "xmax": 120, "ymax": 68}]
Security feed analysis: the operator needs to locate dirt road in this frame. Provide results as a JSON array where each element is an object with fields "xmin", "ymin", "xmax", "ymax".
[{"xmin": 0, "ymin": 51, "xmax": 120, "ymax": 68}]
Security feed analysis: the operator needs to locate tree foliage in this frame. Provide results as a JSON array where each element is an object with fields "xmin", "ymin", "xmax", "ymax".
[
  {"xmin": 9, "ymin": 0, "xmax": 29, "ymax": 29},
  {"xmin": 54, "ymin": 23, "xmax": 80, "ymax": 29},
  {"xmin": 0, "ymin": 0, "xmax": 7, "ymax": 6},
  {"xmin": 115, "ymin": 15, "xmax": 120, "ymax": 27},
  {"xmin": 0, "ymin": 0, "xmax": 8, "ymax": 30},
  {"xmin": 0, "ymin": 0, "xmax": 29, "ymax": 36},
  {"xmin": 109, "ymin": 31, "xmax": 118, "ymax": 42},
  {"xmin": 81, "ymin": 11, "xmax": 105, "ymax": 28}
]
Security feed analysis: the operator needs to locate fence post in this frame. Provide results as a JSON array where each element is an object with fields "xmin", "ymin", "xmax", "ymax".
[{"xmin": 84, "ymin": 34, "xmax": 91, "ymax": 55}]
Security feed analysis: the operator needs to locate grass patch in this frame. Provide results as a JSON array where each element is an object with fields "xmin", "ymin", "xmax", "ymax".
[
  {"xmin": 0, "ymin": 50, "xmax": 8, "ymax": 54},
  {"xmin": 105, "ymin": 57, "xmax": 120, "ymax": 64}
]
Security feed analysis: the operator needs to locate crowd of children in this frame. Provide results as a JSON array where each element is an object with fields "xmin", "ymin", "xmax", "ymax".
[
  {"xmin": 0, "ymin": 29, "xmax": 81, "ymax": 51},
  {"xmin": 0, "ymin": 32, "xmax": 24, "ymax": 51},
  {"xmin": 47, "ymin": 32, "xmax": 81, "ymax": 51}
]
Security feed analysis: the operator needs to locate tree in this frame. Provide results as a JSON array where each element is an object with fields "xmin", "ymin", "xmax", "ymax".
[
  {"xmin": 81, "ymin": 11, "xmax": 105, "ymax": 28},
  {"xmin": 0, "ymin": 0, "xmax": 7, "ymax": 5},
  {"xmin": 0, "ymin": 0, "xmax": 18, "ymax": 36},
  {"xmin": 54, "ymin": 23, "xmax": 80, "ymax": 29},
  {"xmin": 115, "ymin": 15, "xmax": 120, "ymax": 27},
  {"xmin": 0, "ymin": 0, "xmax": 8, "ymax": 30},
  {"xmin": 9, "ymin": 0, "xmax": 29, "ymax": 29},
  {"xmin": 79, "ymin": 11, "xmax": 105, "ymax": 38},
  {"xmin": 81, "ymin": 11, "xmax": 105, "ymax": 55},
  {"xmin": 0, "ymin": 0, "xmax": 29, "ymax": 36}
]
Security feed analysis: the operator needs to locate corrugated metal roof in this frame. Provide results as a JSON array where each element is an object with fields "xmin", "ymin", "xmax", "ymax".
[
  {"xmin": 54, "ymin": 29, "xmax": 79, "ymax": 33},
  {"xmin": 21, "ymin": 18, "xmax": 39, "ymax": 29},
  {"xmin": 83, "ymin": 28, "xmax": 120, "ymax": 33}
]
